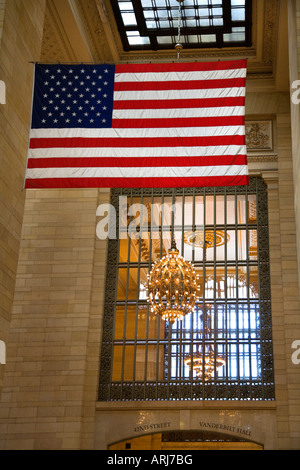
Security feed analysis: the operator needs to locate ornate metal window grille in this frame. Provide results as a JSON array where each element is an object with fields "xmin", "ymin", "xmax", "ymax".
[{"xmin": 98, "ymin": 177, "xmax": 275, "ymax": 401}]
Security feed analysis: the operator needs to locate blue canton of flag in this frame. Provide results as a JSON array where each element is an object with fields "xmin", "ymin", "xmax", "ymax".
[{"xmin": 31, "ymin": 64, "xmax": 115, "ymax": 129}]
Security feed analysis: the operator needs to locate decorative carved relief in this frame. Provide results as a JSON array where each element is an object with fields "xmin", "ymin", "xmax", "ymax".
[
  {"xmin": 184, "ymin": 230, "xmax": 230, "ymax": 249},
  {"xmin": 246, "ymin": 119, "xmax": 277, "ymax": 167},
  {"xmin": 246, "ymin": 120, "xmax": 273, "ymax": 152}
]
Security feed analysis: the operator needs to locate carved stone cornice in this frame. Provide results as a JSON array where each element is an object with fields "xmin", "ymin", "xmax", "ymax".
[
  {"xmin": 262, "ymin": 0, "xmax": 279, "ymax": 68},
  {"xmin": 72, "ymin": 0, "xmax": 114, "ymax": 62},
  {"xmin": 247, "ymin": 155, "xmax": 278, "ymax": 163},
  {"xmin": 115, "ymin": 48, "xmax": 257, "ymax": 64},
  {"xmin": 40, "ymin": 0, "xmax": 76, "ymax": 62}
]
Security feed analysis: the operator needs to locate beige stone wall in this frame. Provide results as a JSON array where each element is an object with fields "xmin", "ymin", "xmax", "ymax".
[
  {"xmin": 0, "ymin": 188, "xmax": 109, "ymax": 449},
  {"xmin": 0, "ymin": 0, "xmax": 46, "ymax": 393},
  {"xmin": 0, "ymin": 0, "xmax": 6, "ymax": 47},
  {"xmin": 288, "ymin": 0, "xmax": 300, "ymax": 294},
  {"xmin": 269, "ymin": 114, "xmax": 300, "ymax": 449}
]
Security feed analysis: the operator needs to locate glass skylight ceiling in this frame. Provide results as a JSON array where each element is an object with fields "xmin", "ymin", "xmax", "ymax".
[{"xmin": 111, "ymin": 0, "xmax": 252, "ymax": 51}]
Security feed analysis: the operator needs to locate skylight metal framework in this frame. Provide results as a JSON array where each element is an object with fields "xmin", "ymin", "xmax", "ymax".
[{"xmin": 111, "ymin": 0, "xmax": 252, "ymax": 51}]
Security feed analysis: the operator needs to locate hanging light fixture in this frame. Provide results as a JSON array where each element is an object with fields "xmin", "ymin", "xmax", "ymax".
[
  {"xmin": 184, "ymin": 306, "xmax": 225, "ymax": 381},
  {"xmin": 175, "ymin": 0, "xmax": 184, "ymax": 62},
  {"xmin": 184, "ymin": 345, "xmax": 225, "ymax": 382},
  {"xmin": 147, "ymin": 239, "xmax": 199, "ymax": 323}
]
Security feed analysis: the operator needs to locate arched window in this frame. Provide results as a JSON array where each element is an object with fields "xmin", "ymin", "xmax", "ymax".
[{"xmin": 98, "ymin": 177, "xmax": 274, "ymax": 401}]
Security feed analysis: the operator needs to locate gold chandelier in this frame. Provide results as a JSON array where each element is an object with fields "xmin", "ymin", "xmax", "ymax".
[
  {"xmin": 184, "ymin": 306, "xmax": 225, "ymax": 381},
  {"xmin": 147, "ymin": 239, "xmax": 199, "ymax": 323},
  {"xmin": 184, "ymin": 345, "xmax": 225, "ymax": 381}
]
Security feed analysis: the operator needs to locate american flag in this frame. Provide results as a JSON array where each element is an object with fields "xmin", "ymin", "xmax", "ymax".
[{"xmin": 25, "ymin": 60, "xmax": 248, "ymax": 189}]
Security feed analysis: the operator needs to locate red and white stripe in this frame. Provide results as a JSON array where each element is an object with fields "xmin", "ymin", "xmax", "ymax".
[{"xmin": 25, "ymin": 60, "xmax": 248, "ymax": 189}]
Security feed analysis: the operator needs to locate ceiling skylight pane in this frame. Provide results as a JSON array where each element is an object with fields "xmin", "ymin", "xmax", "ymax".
[
  {"xmin": 200, "ymin": 34, "xmax": 217, "ymax": 43},
  {"xmin": 187, "ymin": 35, "xmax": 199, "ymax": 43},
  {"xmin": 144, "ymin": 10, "xmax": 155, "ymax": 19},
  {"xmin": 119, "ymin": 2, "xmax": 134, "ymax": 11},
  {"xmin": 157, "ymin": 36, "xmax": 173, "ymax": 44},
  {"xmin": 200, "ymin": 18, "xmax": 210, "ymax": 27},
  {"xmin": 127, "ymin": 31, "xmax": 150, "ymax": 44},
  {"xmin": 231, "ymin": 8, "xmax": 245, "ymax": 21},
  {"xmin": 146, "ymin": 21, "xmax": 157, "ymax": 29},
  {"xmin": 159, "ymin": 9, "xmax": 169, "ymax": 18},
  {"xmin": 231, "ymin": 0, "xmax": 245, "ymax": 5},
  {"xmin": 213, "ymin": 8, "xmax": 223, "ymax": 16},
  {"xmin": 213, "ymin": 18, "xmax": 223, "ymax": 26},
  {"xmin": 199, "ymin": 8, "xmax": 209, "ymax": 17},
  {"xmin": 224, "ymin": 26, "xmax": 245, "ymax": 42},
  {"xmin": 159, "ymin": 20, "xmax": 170, "ymax": 28},
  {"xmin": 156, "ymin": 0, "xmax": 169, "ymax": 6},
  {"xmin": 121, "ymin": 12, "xmax": 137, "ymax": 26},
  {"xmin": 186, "ymin": 19, "xmax": 196, "ymax": 27},
  {"xmin": 184, "ymin": 8, "xmax": 197, "ymax": 18}
]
